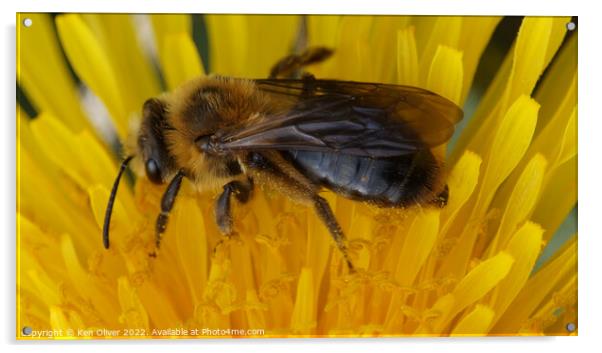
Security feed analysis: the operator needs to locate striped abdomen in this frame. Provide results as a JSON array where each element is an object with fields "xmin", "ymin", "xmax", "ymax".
[{"xmin": 281, "ymin": 149, "xmax": 441, "ymax": 207}]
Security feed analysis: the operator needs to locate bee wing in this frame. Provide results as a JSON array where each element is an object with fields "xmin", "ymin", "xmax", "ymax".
[{"xmin": 211, "ymin": 79, "xmax": 463, "ymax": 158}]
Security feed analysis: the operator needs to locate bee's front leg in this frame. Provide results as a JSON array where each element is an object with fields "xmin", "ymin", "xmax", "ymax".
[
  {"xmin": 215, "ymin": 179, "xmax": 254, "ymax": 236},
  {"xmin": 152, "ymin": 170, "xmax": 185, "ymax": 256}
]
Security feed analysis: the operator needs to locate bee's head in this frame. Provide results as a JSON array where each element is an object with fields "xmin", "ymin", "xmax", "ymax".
[
  {"xmin": 137, "ymin": 97, "xmax": 177, "ymax": 184},
  {"xmin": 103, "ymin": 97, "xmax": 178, "ymax": 249}
]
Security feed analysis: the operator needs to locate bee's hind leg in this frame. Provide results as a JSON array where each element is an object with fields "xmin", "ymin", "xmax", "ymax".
[
  {"xmin": 269, "ymin": 46, "xmax": 333, "ymax": 79},
  {"xmin": 312, "ymin": 195, "xmax": 356, "ymax": 273},
  {"xmin": 428, "ymin": 184, "xmax": 449, "ymax": 208},
  {"xmin": 243, "ymin": 152, "xmax": 355, "ymax": 272}
]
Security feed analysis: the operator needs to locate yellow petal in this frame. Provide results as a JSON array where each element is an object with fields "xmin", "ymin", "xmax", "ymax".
[
  {"xmin": 451, "ymin": 304, "xmax": 494, "ymax": 336},
  {"xmin": 173, "ymin": 198, "xmax": 208, "ymax": 304},
  {"xmin": 503, "ymin": 18, "xmax": 552, "ymax": 107},
  {"xmin": 160, "ymin": 33, "xmax": 205, "ymax": 90},
  {"xmin": 556, "ymin": 106, "xmax": 577, "ymax": 167},
  {"xmin": 88, "ymin": 185, "xmax": 135, "ymax": 247},
  {"xmin": 150, "ymin": 14, "xmax": 191, "ymax": 43},
  {"xmin": 334, "ymin": 196, "xmax": 355, "ymax": 236},
  {"xmin": 206, "ymin": 15, "xmax": 248, "ymax": 76},
  {"xmin": 441, "ymin": 150, "xmax": 482, "ymax": 233},
  {"xmin": 55, "ymin": 14, "xmax": 129, "ymax": 139},
  {"xmin": 137, "ymin": 281, "xmax": 183, "ymax": 328},
  {"xmin": 493, "ymin": 236, "xmax": 576, "ymax": 333},
  {"xmin": 490, "ymin": 154, "xmax": 547, "ymax": 252},
  {"xmin": 20, "ymin": 116, "xmax": 105, "ymax": 249},
  {"xmin": 19, "ymin": 214, "xmax": 62, "ymax": 290},
  {"xmin": 29, "ymin": 113, "xmax": 87, "ymax": 187},
  {"xmin": 50, "ymin": 308, "xmax": 84, "ymax": 339},
  {"xmin": 207, "ymin": 15, "xmax": 299, "ymax": 78},
  {"xmin": 17, "ymin": 13, "xmax": 89, "ymax": 132},
  {"xmin": 18, "ymin": 147, "xmax": 95, "ymax": 242},
  {"xmin": 150, "ymin": 14, "xmax": 192, "ymax": 68},
  {"xmin": 20, "ymin": 242, "xmax": 62, "ymax": 293},
  {"xmin": 346, "ymin": 206, "xmax": 374, "ymax": 270},
  {"xmin": 426, "ymin": 45, "xmax": 464, "ymax": 105},
  {"xmin": 451, "ymin": 252, "xmax": 514, "ymax": 313},
  {"xmin": 415, "ymin": 293, "xmax": 455, "ymax": 334},
  {"xmin": 449, "ymin": 47, "xmax": 512, "ymax": 163},
  {"xmin": 204, "ymin": 257, "xmax": 236, "ymax": 315},
  {"xmin": 526, "ymin": 83, "xmax": 576, "ymax": 236},
  {"xmin": 18, "ymin": 294, "xmax": 48, "ymax": 338},
  {"xmin": 244, "ymin": 289, "xmax": 267, "ymax": 330},
  {"xmin": 396, "ymin": 26, "xmax": 419, "ymax": 86},
  {"xmin": 117, "ymin": 276, "xmax": 150, "ymax": 330},
  {"xmin": 532, "ymin": 274, "xmax": 577, "ymax": 335},
  {"xmin": 414, "ymin": 16, "xmax": 462, "ymax": 85},
  {"xmin": 543, "ymin": 17, "xmax": 573, "ymax": 64},
  {"xmin": 17, "ymin": 110, "xmax": 59, "ymax": 180},
  {"xmin": 492, "ymin": 69, "xmax": 575, "ymax": 217},
  {"xmin": 455, "ymin": 17, "xmax": 569, "ymax": 162},
  {"xmin": 501, "ymin": 17, "xmax": 570, "ymax": 115},
  {"xmin": 489, "ymin": 222, "xmax": 544, "ymax": 325},
  {"xmin": 371, "ymin": 16, "xmax": 411, "ymax": 82},
  {"xmin": 25, "ymin": 269, "xmax": 60, "ymax": 309},
  {"xmin": 307, "ymin": 15, "xmax": 341, "ymax": 47},
  {"xmin": 29, "ymin": 113, "xmax": 135, "ymax": 211},
  {"xmin": 60, "ymin": 233, "xmax": 119, "ymax": 324},
  {"xmin": 49, "ymin": 306, "xmax": 70, "ymax": 336},
  {"xmin": 77, "ymin": 130, "xmax": 128, "ymax": 194},
  {"xmin": 532, "ymin": 155, "xmax": 577, "ymax": 243},
  {"xmin": 432, "ymin": 251, "xmax": 514, "ymax": 332},
  {"xmin": 331, "ymin": 16, "xmax": 374, "ymax": 81},
  {"xmin": 394, "ymin": 210, "xmax": 440, "ymax": 286},
  {"xmin": 458, "ymin": 17, "xmax": 501, "ymax": 103},
  {"xmin": 347, "ymin": 201, "xmax": 374, "ymax": 242},
  {"xmin": 534, "ymin": 34, "xmax": 577, "ymax": 133},
  {"xmin": 245, "ymin": 15, "xmax": 300, "ymax": 78},
  {"xmin": 228, "ymin": 238, "xmax": 258, "ymax": 309},
  {"xmin": 477, "ymin": 95, "xmax": 539, "ymax": 211},
  {"xmin": 517, "ymin": 90, "xmax": 575, "ymax": 182},
  {"xmin": 440, "ymin": 96, "xmax": 538, "ymax": 277},
  {"xmin": 82, "ymin": 14, "xmax": 160, "ymax": 112},
  {"xmin": 17, "ymin": 104, "xmax": 30, "ymax": 121},
  {"xmin": 290, "ymin": 267, "xmax": 316, "ymax": 333}
]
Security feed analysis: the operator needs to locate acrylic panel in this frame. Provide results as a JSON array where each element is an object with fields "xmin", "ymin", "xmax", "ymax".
[{"xmin": 16, "ymin": 13, "xmax": 578, "ymax": 339}]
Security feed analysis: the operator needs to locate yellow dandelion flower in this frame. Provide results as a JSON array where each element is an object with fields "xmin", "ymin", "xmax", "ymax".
[{"xmin": 16, "ymin": 14, "xmax": 577, "ymax": 339}]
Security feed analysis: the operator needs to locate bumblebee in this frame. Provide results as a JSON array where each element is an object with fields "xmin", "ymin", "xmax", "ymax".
[{"xmin": 103, "ymin": 47, "xmax": 463, "ymax": 271}]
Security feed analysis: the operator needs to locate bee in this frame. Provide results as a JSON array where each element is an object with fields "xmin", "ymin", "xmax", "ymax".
[{"xmin": 103, "ymin": 47, "xmax": 463, "ymax": 271}]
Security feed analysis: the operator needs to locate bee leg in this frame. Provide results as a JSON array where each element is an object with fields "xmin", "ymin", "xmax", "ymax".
[
  {"xmin": 215, "ymin": 179, "xmax": 254, "ymax": 236},
  {"xmin": 301, "ymin": 72, "xmax": 317, "ymax": 97},
  {"xmin": 153, "ymin": 171, "xmax": 185, "ymax": 253},
  {"xmin": 312, "ymin": 196, "xmax": 355, "ymax": 272},
  {"xmin": 429, "ymin": 184, "xmax": 449, "ymax": 208},
  {"xmin": 269, "ymin": 46, "xmax": 333, "ymax": 78},
  {"xmin": 244, "ymin": 152, "xmax": 355, "ymax": 272}
]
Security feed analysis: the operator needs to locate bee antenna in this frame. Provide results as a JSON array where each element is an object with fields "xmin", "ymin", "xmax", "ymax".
[{"xmin": 103, "ymin": 156, "xmax": 134, "ymax": 249}]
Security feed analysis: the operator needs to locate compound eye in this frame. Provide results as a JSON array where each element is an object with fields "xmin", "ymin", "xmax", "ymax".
[{"xmin": 145, "ymin": 159, "xmax": 162, "ymax": 184}]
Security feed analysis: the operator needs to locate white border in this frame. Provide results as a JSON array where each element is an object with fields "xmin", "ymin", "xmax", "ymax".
[
  {"xmin": 9, "ymin": 0, "xmax": 580, "ymax": 16},
  {"xmin": 3, "ymin": 1, "xmax": 599, "ymax": 353}
]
